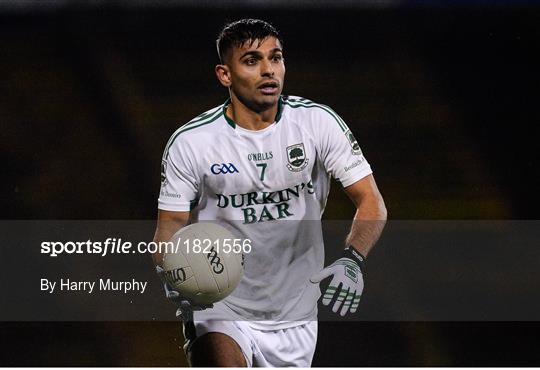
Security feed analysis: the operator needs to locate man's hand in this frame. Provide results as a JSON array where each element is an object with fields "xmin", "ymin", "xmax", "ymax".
[
  {"xmin": 310, "ymin": 246, "xmax": 366, "ymax": 316},
  {"xmin": 156, "ymin": 265, "xmax": 213, "ymax": 321}
]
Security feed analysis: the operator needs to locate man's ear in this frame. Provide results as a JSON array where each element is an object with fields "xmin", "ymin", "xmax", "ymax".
[{"xmin": 215, "ymin": 64, "xmax": 232, "ymax": 87}]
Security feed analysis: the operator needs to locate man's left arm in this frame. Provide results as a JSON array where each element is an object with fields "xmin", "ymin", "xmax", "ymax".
[
  {"xmin": 343, "ymin": 174, "xmax": 387, "ymax": 257},
  {"xmin": 310, "ymin": 174, "xmax": 386, "ymax": 316}
]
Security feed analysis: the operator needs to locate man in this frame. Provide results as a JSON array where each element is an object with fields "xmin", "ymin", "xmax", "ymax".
[{"xmin": 153, "ymin": 19, "xmax": 387, "ymax": 367}]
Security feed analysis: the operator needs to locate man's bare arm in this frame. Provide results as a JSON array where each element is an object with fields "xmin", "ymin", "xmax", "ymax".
[
  {"xmin": 343, "ymin": 174, "xmax": 387, "ymax": 257},
  {"xmin": 152, "ymin": 209, "xmax": 190, "ymax": 266}
]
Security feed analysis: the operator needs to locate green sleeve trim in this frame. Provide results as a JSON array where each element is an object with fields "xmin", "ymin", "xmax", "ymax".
[
  {"xmin": 164, "ymin": 107, "xmax": 224, "ymax": 159},
  {"xmin": 162, "ymin": 106, "xmax": 223, "ymax": 158},
  {"xmin": 282, "ymin": 99, "xmax": 348, "ymax": 132}
]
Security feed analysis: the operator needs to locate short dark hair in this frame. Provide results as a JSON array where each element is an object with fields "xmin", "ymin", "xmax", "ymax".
[{"xmin": 216, "ymin": 19, "xmax": 283, "ymax": 63}]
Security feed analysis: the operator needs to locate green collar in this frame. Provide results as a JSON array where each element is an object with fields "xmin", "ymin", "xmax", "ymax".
[{"xmin": 222, "ymin": 96, "xmax": 284, "ymax": 129}]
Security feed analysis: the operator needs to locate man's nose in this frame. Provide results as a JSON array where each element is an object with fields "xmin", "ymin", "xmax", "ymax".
[{"xmin": 260, "ymin": 59, "xmax": 275, "ymax": 76}]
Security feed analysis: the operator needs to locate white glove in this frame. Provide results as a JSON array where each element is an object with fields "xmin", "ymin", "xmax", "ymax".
[
  {"xmin": 310, "ymin": 246, "xmax": 366, "ymax": 316},
  {"xmin": 156, "ymin": 265, "xmax": 213, "ymax": 320}
]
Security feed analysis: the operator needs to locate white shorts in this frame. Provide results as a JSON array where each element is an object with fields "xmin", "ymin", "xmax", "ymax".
[{"xmin": 183, "ymin": 319, "xmax": 318, "ymax": 367}]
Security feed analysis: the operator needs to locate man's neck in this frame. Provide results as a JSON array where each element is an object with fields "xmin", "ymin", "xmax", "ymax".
[{"xmin": 227, "ymin": 95, "xmax": 279, "ymax": 131}]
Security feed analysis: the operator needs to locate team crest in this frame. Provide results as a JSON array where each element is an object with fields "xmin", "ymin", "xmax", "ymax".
[
  {"xmin": 346, "ymin": 130, "xmax": 362, "ymax": 155},
  {"xmin": 286, "ymin": 143, "xmax": 309, "ymax": 172},
  {"xmin": 160, "ymin": 160, "xmax": 168, "ymax": 186}
]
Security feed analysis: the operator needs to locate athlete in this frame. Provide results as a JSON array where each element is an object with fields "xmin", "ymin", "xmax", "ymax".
[{"xmin": 153, "ymin": 19, "xmax": 387, "ymax": 367}]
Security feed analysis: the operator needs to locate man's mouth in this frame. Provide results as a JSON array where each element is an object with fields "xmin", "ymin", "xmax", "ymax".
[{"xmin": 258, "ymin": 81, "xmax": 279, "ymax": 95}]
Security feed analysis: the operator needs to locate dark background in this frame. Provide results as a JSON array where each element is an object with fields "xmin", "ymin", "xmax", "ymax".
[{"xmin": 1, "ymin": 1, "xmax": 540, "ymax": 366}]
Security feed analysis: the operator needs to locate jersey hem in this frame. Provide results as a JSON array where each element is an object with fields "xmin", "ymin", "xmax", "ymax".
[
  {"xmin": 245, "ymin": 317, "xmax": 318, "ymax": 331},
  {"xmin": 157, "ymin": 201, "xmax": 191, "ymax": 212},
  {"xmin": 340, "ymin": 166, "xmax": 373, "ymax": 188},
  {"xmin": 197, "ymin": 301, "xmax": 319, "ymax": 331}
]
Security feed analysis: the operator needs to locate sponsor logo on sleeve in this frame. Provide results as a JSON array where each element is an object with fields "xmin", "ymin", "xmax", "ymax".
[
  {"xmin": 344, "ymin": 159, "xmax": 364, "ymax": 172},
  {"xmin": 160, "ymin": 190, "xmax": 182, "ymax": 199}
]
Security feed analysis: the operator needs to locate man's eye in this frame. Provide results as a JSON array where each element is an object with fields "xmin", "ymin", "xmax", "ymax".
[
  {"xmin": 273, "ymin": 55, "xmax": 283, "ymax": 62},
  {"xmin": 245, "ymin": 58, "xmax": 257, "ymax": 65}
]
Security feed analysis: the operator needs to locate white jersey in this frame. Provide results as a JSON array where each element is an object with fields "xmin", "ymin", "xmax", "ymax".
[{"xmin": 158, "ymin": 95, "xmax": 372, "ymax": 326}]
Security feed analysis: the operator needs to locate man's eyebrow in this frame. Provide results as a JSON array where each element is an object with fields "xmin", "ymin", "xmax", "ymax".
[
  {"xmin": 238, "ymin": 48, "xmax": 283, "ymax": 60},
  {"xmin": 239, "ymin": 51, "xmax": 262, "ymax": 59}
]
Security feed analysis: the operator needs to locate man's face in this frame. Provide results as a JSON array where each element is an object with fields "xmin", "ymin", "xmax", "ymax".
[{"xmin": 221, "ymin": 36, "xmax": 285, "ymax": 112}]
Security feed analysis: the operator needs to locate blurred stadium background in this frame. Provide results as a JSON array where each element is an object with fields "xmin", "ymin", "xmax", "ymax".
[{"xmin": 1, "ymin": 0, "xmax": 540, "ymax": 366}]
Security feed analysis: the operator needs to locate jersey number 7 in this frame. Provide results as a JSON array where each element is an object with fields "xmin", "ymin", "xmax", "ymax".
[{"xmin": 256, "ymin": 163, "xmax": 267, "ymax": 181}]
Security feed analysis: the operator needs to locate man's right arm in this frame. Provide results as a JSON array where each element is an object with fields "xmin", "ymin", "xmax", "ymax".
[
  {"xmin": 152, "ymin": 209, "xmax": 190, "ymax": 266},
  {"xmin": 153, "ymin": 209, "xmax": 212, "ymax": 318}
]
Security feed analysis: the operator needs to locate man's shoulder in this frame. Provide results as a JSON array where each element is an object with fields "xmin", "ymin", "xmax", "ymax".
[
  {"xmin": 164, "ymin": 103, "xmax": 226, "ymax": 154},
  {"xmin": 282, "ymin": 95, "xmax": 319, "ymax": 109},
  {"xmin": 282, "ymin": 95, "xmax": 341, "ymax": 119},
  {"xmin": 281, "ymin": 95, "xmax": 345, "ymax": 130},
  {"xmin": 177, "ymin": 104, "xmax": 226, "ymax": 135}
]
